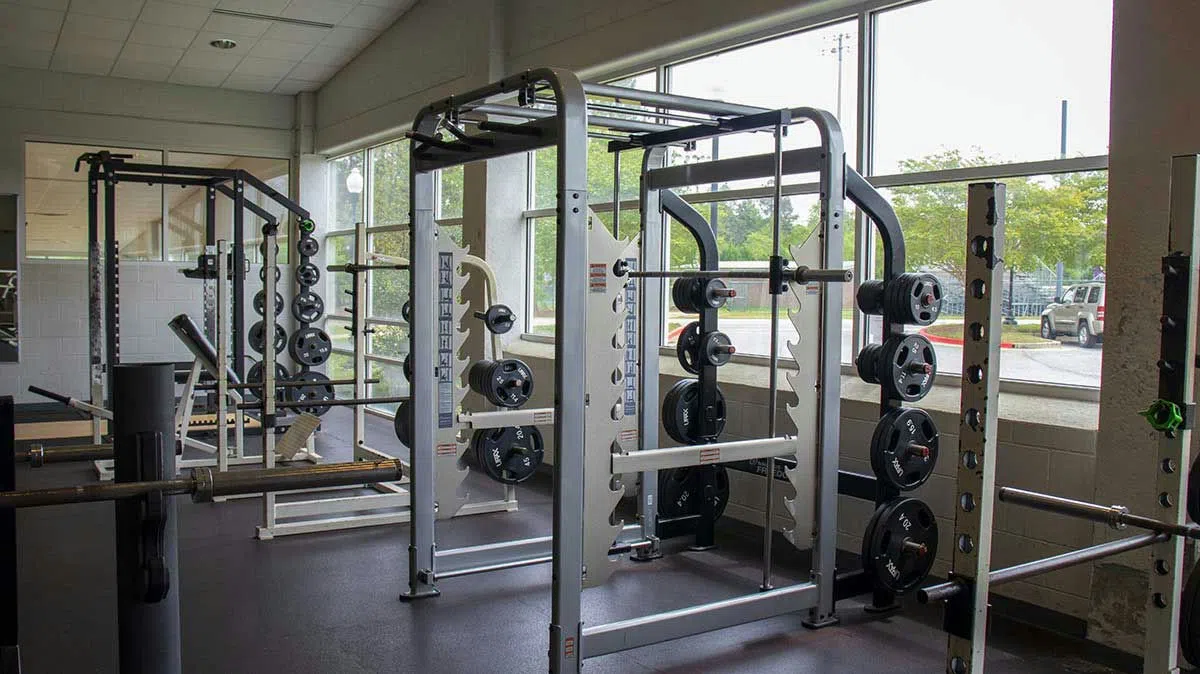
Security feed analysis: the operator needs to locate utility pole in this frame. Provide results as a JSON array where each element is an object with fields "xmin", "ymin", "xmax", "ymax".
[{"xmin": 824, "ymin": 32, "xmax": 855, "ymax": 122}]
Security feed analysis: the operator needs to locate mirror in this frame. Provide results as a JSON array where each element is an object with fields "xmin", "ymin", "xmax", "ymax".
[{"xmin": 0, "ymin": 194, "xmax": 16, "ymax": 361}]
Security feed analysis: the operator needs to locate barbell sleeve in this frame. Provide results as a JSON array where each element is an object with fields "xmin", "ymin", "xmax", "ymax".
[
  {"xmin": 15, "ymin": 443, "xmax": 113, "ymax": 467},
  {"xmin": 997, "ymin": 486, "xmax": 1200, "ymax": 539}
]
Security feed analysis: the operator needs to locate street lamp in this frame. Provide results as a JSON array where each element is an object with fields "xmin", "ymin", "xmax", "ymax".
[{"xmin": 346, "ymin": 166, "xmax": 364, "ymax": 195}]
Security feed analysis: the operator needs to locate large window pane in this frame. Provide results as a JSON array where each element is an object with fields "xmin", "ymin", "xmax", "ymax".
[
  {"xmin": 440, "ymin": 166, "xmax": 464, "ymax": 219},
  {"xmin": 332, "ymin": 152, "xmax": 365, "ymax": 230},
  {"xmin": 369, "ymin": 142, "xmax": 408, "ymax": 226},
  {"xmin": 25, "ymin": 142, "xmax": 163, "ymax": 260},
  {"xmin": 870, "ymin": 171, "xmax": 1107, "ymax": 386},
  {"xmin": 873, "ymin": 0, "xmax": 1112, "ymax": 175},
  {"xmin": 369, "ymin": 230, "xmax": 409, "ymax": 321},
  {"xmin": 325, "ymin": 233, "xmax": 354, "ymax": 317},
  {"xmin": 531, "ymin": 138, "xmax": 640, "ymax": 210},
  {"xmin": 529, "ymin": 216, "xmax": 556, "ymax": 335}
]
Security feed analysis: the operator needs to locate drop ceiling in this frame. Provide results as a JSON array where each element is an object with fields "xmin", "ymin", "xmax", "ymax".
[{"xmin": 0, "ymin": 0, "xmax": 416, "ymax": 95}]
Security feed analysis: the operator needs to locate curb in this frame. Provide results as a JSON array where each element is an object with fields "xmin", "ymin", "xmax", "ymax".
[{"xmin": 919, "ymin": 328, "xmax": 1061, "ymax": 350}]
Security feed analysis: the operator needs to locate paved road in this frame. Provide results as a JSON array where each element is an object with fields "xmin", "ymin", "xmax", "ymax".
[{"xmin": 715, "ymin": 318, "xmax": 1103, "ymax": 387}]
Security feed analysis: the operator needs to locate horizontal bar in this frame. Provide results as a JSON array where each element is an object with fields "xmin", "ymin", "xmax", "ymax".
[
  {"xmin": 646, "ymin": 148, "xmax": 824, "ymax": 191},
  {"xmin": 0, "ymin": 460, "xmax": 403, "ymax": 508},
  {"xmin": 436, "ymin": 535, "xmax": 552, "ymax": 574},
  {"xmin": 237, "ymin": 396, "xmax": 409, "ymax": 410},
  {"xmin": 998, "ymin": 486, "xmax": 1200, "ymax": 539},
  {"xmin": 436, "ymin": 555, "xmax": 552, "ymax": 580},
  {"xmin": 467, "ymin": 104, "xmax": 674, "ymax": 135},
  {"xmin": 620, "ymin": 109, "xmax": 789, "ymax": 151},
  {"xmin": 275, "ymin": 490, "xmax": 409, "ymax": 519},
  {"xmin": 16, "ymin": 443, "xmax": 113, "ymax": 466},
  {"xmin": 458, "ymin": 407, "xmax": 555, "ymax": 429},
  {"xmin": 868, "ymin": 154, "xmax": 1108, "ymax": 189},
  {"xmin": 100, "ymin": 161, "xmax": 240, "ymax": 179},
  {"xmin": 612, "ymin": 437, "xmax": 795, "ymax": 474},
  {"xmin": 582, "ymin": 82, "xmax": 768, "ymax": 117},
  {"xmin": 327, "ymin": 263, "xmax": 407, "ymax": 273},
  {"xmin": 113, "ymin": 173, "xmax": 216, "ymax": 188},
  {"xmin": 582, "ymin": 582, "xmax": 817, "ymax": 658},
  {"xmin": 918, "ymin": 532, "xmax": 1167, "ymax": 604},
  {"xmin": 623, "ymin": 267, "xmax": 850, "ymax": 283},
  {"xmin": 195, "ymin": 377, "xmax": 379, "ymax": 391}
]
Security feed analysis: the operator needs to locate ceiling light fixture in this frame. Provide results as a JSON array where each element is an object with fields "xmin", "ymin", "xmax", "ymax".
[{"xmin": 210, "ymin": 38, "xmax": 238, "ymax": 50}]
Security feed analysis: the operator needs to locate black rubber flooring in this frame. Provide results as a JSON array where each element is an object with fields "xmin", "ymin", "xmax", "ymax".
[{"xmin": 11, "ymin": 406, "xmax": 1135, "ymax": 673}]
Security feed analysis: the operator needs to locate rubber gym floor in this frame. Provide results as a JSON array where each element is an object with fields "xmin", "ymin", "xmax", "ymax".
[{"xmin": 12, "ymin": 405, "xmax": 1137, "ymax": 673}]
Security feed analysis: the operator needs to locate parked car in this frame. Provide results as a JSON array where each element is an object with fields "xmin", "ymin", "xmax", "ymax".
[{"xmin": 1040, "ymin": 282, "xmax": 1105, "ymax": 347}]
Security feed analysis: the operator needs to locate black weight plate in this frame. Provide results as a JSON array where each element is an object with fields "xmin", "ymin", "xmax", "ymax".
[
  {"xmin": 703, "ymin": 331, "xmax": 734, "ymax": 367},
  {"xmin": 886, "ymin": 273, "xmax": 943, "ymax": 327},
  {"xmin": 296, "ymin": 262, "xmax": 320, "ymax": 287},
  {"xmin": 469, "ymin": 358, "xmax": 533, "ymax": 408},
  {"xmin": 1182, "ymin": 561, "xmax": 1200, "ymax": 666},
  {"xmin": 658, "ymin": 466, "xmax": 730, "ymax": 520},
  {"xmin": 701, "ymin": 278, "xmax": 731, "ymax": 309},
  {"xmin": 662, "ymin": 379, "xmax": 726, "ymax": 444},
  {"xmin": 403, "ymin": 353, "xmax": 413, "ymax": 382},
  {"xmin": 393, "ymin": 400, "xmax": 412, "ymax": 446},
  {"xmin": 675, "ymin": 321, "xmax": 703, "ymax": 375},
  {"xmin": 672, "ymin": 277, "xmax": 699, "ymax": 314},
  {"xmin": 286, "ymin": 371, "xmax": 335, "ymax": 417},
  {"xmin": 259, "ymin": 266, "xmax": 281, "ymax": 284},
  {"xmin": 297, "ymin": 236, "xmax": 319, "ymax": 258},
  {"xmin": 862, "ymin": 497, "xmax": 938, "ymax": 594},
  {"xmin": 855, "ymin": 343, "xmax": 883, "ymax": 385},
  {"xmin": 249, "ymin": 320, "xmax": 286, "ymax": 355},
  {"xmin": 288, "ymin": 327, "xmax": 332, "ymax": 366},
  {"xmin": 880, "ymin": 334, "xmax": 937, "ymax": 402},
  {"xmin": 246, "ymin": 361, "xmax": 289, "ymax": 402},
  {"xmin": 870, "ymin": 408, "xmax": 939, "ymax": 492},
  {"xmin": 291, "ymin": 291, "xmax": 325, "ymax": 323},
  {"xmin": 253, "ymin": 289, "xmax": 284, "ymax": 317},
  {"xmin": 481, "ymin": 304, "xmax": 516, "ymax": 335},
  {"xmin": 471, "ymin": 425, "xmax": 544, "ymax": 484},
  {"xmin": 401, "ymin": 301, "xmax": 411, "ymax": 323}
]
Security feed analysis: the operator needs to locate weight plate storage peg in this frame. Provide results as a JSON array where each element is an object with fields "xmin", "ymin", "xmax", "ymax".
[
  {"xmin": 249, "ymin": 320, "xmax": 286, "ymax": 355},
  {"xmin": 296, "ymin": 262, "xmax": 320, "ymax": 287},
  {"xmin": 657, "ymin": 466, "xmax": 730, "ymax": 520},
  {"xmin": 393, "ymin": 400, "xmax": 412, "ymax": 446},
  {"xmin": 884, "ymin": 273, "xmax": 943, "ymax": 326},
  {"xmin": 468, "ymin": 358, "xmax": 534, "ymax": 408},
  {"xmin": 857, "ymin": 334, "xmax": 937, "ymax": 402},
  {"xmin": 253, "ymin": 289, "xmax": 284, "ymax": 317},
  {"xmin": 246, "ymin": 361, "xmax": 290, "ymax": 401},
  {"xmin": 661, "ymin": 379, "xmax": 727, "ymax": 444},
  {"xmin": 476, "ymin": 304, "xmax": 516, "ymax": 334},
  {"xmin": 292, "ymin": 292, "xmax": 325, "ymax": 323},
  {"xmin": 288, "ymin": 327, "xmax": 332, "ymax": 366},
  {"xmin": 869, "ymin": 408, "xmax": 939, "ymax": 491},
  {"xmin": 286, "ymin": 372, "xmax": 335, "ymax": 417},
  {"xmin": 471, "ymin": 426, "xmax": 545, "ymax": 484},
  {"xmin": 861, "ymin": 497, "xmax": 938, "ymax": 594},
  {"xmin": 297, "ymin": 236, "xmax": 320, "ymax": 258}
]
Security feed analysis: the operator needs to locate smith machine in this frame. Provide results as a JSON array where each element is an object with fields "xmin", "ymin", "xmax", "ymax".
[{"xmin": 399, "ymin": 68, "xmax": 946, "ymax": 672}]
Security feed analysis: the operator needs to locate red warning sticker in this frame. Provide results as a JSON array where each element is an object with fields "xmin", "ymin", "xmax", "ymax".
[
  {"xmin": 589, "ymin": 263, "xmax": 608, "ymax": 293},
  {"xmin": 699, "ymin": 447, "xmax": 722, "ymax": 464},
  {"xmin": 436, "ymin": 443, "xmax": 458, "ymax": 456}
]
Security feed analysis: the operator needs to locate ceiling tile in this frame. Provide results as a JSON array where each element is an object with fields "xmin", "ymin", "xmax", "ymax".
[
  {"xmin": 119, "ymin": 42, "xmax": 185, "ymax": 65},
  {"xmin": 70, "ymin": 0, "xmax": 146, "ymax": 21},
  {"xmin": 248, "ymin": 38, "xmax": 312, "ymax": 60},
  {"xmin": 281, "ymin": 0, "xmax": 355, "ymax": 24},
  {"xmin": 177, "ymin": 44, "xmax": 245, "ymax": 69},
  {"xmin": 10, "ymin": 0, "xmax": 69, "ymax": 9},
  {"xmin": 127, "ymin": 22, "xmax": 198, "ymax": 48},
  {"xmin": 318, "ymin": 25, "xmax": 374, "ymax": 48},
  {"xmin": 139, "ymin": 1, "xmax": 213, "ymax": 29},
  {"xmin": 172, "ymin": 0, "xmax": 220, "ymax": 5},
  {"xmin": 111, "ymin": 59, "xmax": 174, "ymax": 81},
  {"xmin": 302, "ymin": 44, "xmax": 355, "ymax": 65},
  {"xmin": 215, "ymin": 0, "xmax": 289, "ymax": 15},
  {"xmin": 339, "ymin": 3, "xmax": 399, "ymax": 30},
  {"xmin": 0, "ymin": 28, "xmax": 59, "ymax": 52},
  {"xmin": 201, "ymin": 13, "xmax": 270, "ymax": 37},
  {"xmin": 55, "ymin": 36, "xmax": 126, "ymax": 59},
  {"xmin": 168, "ymin": 66, "xmax": 229, "ymax": 86},
  {"xmin": 222, "ymin": 72, "xmax": 280, "ymax": 92},
  {"xmin": 285, "ymin": 60, "xmax": 336, "ymax": 81},
  {"xmin": 0, "ymin": 5, "xmax": 65, "ymax": 33},
  {"xmin": 273, "ymin": 77, "xmax": 319, "ymax": 95},
  {"xmin": 261, "ymin": 21, "xmax": 329, "ymax": 43},
  {"xmin": 60, "ymin": 13, "xmax": 133, "ymax": 42},
  {"xmin": 233, "ymin": 56, "xmax": 295, "ymax": 77},
  {"xmin": 0, "ymin": 47, "xmax": 53, "ymax": 70},
  {"xmin": 50, "ymin": 52, "xmax": 115, "ymax": 76}
]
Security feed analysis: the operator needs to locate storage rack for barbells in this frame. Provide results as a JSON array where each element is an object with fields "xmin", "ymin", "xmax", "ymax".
[
  {"xmin": 0, "ymin": 375, "xmax": 402, "ymax": 674},
  {"xmin": 924, "ymin": 164, "xmax": 1200, "ymax": 674}
]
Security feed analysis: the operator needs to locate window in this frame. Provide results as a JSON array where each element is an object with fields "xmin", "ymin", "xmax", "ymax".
[
  {"xmin": 1087, "ymin": 286, "xmax": 1101, "ymax": 304},
  {"xmin": 25, "ymin": 142, "xmax": 164, "ymax": 260}
]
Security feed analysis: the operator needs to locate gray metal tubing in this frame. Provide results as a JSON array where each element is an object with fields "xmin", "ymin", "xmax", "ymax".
[
  {"xmin": 0, "ymin": 460, "xmax": 402, "ymax": 508},
  {"xmin": 761, "ymin": 122, "xmax": 784, "ymax": 591},
  {"xmin": 997, "ymin": 487, "xmax": 1200, "ymax": 539},
  {"xmin": 195, "ymin": 377, "xmax": 379, "ymax": 391},
  {"xmin": 467, "ymin": 104, "xmax": 674, "ymax": 135},
  {"xmin": 582, "ymin": 82, "xmax": 768, "ymax": 117},
  {"xmin": 918, "ymin": 532, "xmax": 1167, "ymax": 604},
  {"xmin": 625, "ymin": 268, "xmax": 850, "ymax": 282},
  {"xmin": 326, "ymin": 264, "xmax": 408, "ymax": 272},
  {"xmin": 645, "ymin": 148, "xmax": 825, "ymax": 191},
  {"xmin": 237, "ymin": 396, "xmax": 409, "ymax": 410},
  {"xmin": 535, "ymin": 97, "xmax": 721, "ymax": 127},
  {"xmin": 433, "ymin": 541, "xmax": 651, "ymax": 582}
]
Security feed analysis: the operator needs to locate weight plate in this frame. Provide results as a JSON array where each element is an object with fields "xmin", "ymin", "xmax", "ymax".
[
  {"xmin": 1182, "ymin": 562, "xmax": 1200, "ymax": 666},
  {"xmin": 249, "ymin": 320, "xmax": 286, "ymax": 355},
  {"xmin": 855, "ymin": 343, "xmax": 883, "ymax": 385},
  {"xmin": 675, "ymin": 321, "xmax": 703, "ymax": 375},
  {"xmin": 259, "ymin": 266, "xmax": 281, "ymax": 284},
  {"xmin": 403, "ymin": 353, "xmax": 413, "ymax": 382},
  {"xmin": 658, "ymin": 466, "xmax": 730, "ymax": 520},
  {"xmin": 297, "ymin": 236, "xmax": 319, "ymax": 258},
  {"xmin": 879, "ymin": 334, "xmax": 937, "ymax": 402},
  {"xmin": 471, "ymin": 425, "xmax": 544, "ymax": 484},
  {"xmin": 468, "ymin": 358, "xmax": 533, "ymax": 408},
  {"xmin": 672, "ymin": 277, "xmax": 699, "ymax": 314},
  {"xmin": 856, "ymin": 279, "xmax": 886, "ymax": 316},
  {"xmin": 286, "ymin": 371, "xmax": 335, "ymax": 417},
  {"xmin": 886, "ymin": 273, "xmax": 943, "ymax": 327},
  {"xmin": 246, "ymin": 361, "xmax": 289, "ymax": 402},
  {"xmin": 253, "ymin": 289, "xmax": 284, "ymax": 317},
  {"xmin": 870, "ymin": 408, "xmax": 939, "ymax": 492},
  {"xmin": 288, "ymin": 327, "xmax": 332, "ymax": 366},
  {"xmin": 862, "ymin": 497, "xmax": 938, "ymax": 594},
  {"xmin": 296, "ymin": 262, "xmax": 320, "ymax": 287},
  {"xmin": 401, "ymin": 301, "xmax": 411, "ymax": 323},
  {"xmin": 702, "ymin": 331, "xmax": 734, "ymax": 367},
  {"xmin": 662, "ymin": 379, "xmax": 726, "ymax": 444},
  {"xmin": 292, "ymin": 291, "xmax": 325, "ymax": 323},
  {"xmin": 259, "ymin": 240, "xmax": 277, "ymax": 259},
  {"xmin": 480, "ymin": 304, "xmax": 516, "ymax": 335},
  {"xmin": 701, "ymin": 278, "xmax": 731, "ymax": 309},
  {"xmin": 393, "ymin": 400, "xmax": 412, "ymax": 446}
]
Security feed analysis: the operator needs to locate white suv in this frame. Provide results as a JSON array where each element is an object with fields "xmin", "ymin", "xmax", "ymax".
[{"xmin": 1040, "ymin": 282, "xmax": 1105, "ymax": 348}]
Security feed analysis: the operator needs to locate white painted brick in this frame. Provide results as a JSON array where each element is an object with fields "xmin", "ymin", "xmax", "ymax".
[{"xmin": 995, "ymin": 442, "xmax": 1050, "ymax": 491}]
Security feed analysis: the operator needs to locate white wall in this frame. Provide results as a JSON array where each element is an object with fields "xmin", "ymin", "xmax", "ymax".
[{"xmin": 0, "ymin": 64, "xmax": 298, "ymax": 402}]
